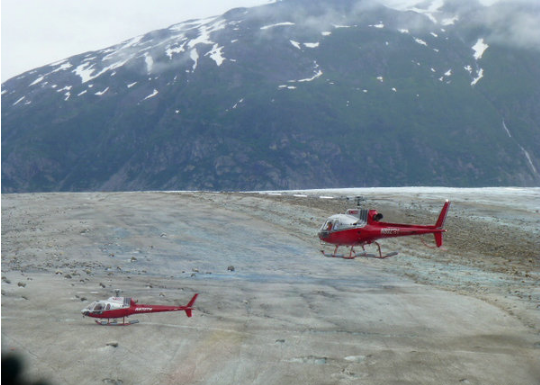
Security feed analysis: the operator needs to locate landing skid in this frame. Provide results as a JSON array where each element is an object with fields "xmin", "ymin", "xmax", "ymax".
[
  {"xmin": 359, "ymin": 251, "xmax": 398, "ymax": 259},
  {"xmin": 96, "ymin": 319, "xmax": 140, "ymax": 326},
  {"xmin": 320, "ymin": 243, "xmax": 398, "ymax": 259}
]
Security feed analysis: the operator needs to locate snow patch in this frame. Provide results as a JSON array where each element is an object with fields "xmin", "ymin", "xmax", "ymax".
[
  {"xmin": 165, "ymin": 42, "xmax": 187, "ymax": 59},
  {"xmin": 13, "ymin": 96, "xmax": 25, "ymax": 106},
  {"xmin": 502, "ymin": 120, "xmax": 512, "ymax": 138},
  {"xmin": 56, "ymin": 86, "xmax": 72, "ymax": 93},
  {"xmin": 296, "ymin": 70, "xmax": 323, "ymax": 83},
  {"xmin": 260, "ymin": 22, "xmax": 295, "ymax": 30},
  {"xmin": 438, "ymin": 69, "xmax": 452, "ymax": 83},
  {"xmin": 501, "ymin": 121, "xmax": 538, "ymax": 177},
  {"xmin": 288, "ymin": 61, "xmax": 323, "ymax": 83},
  {"xmin": 188, "ymin": 18, "xmax": 226, "ymax": 48},
  {"xmin": 95, "ymin": 87, "xmax": 109, "ymax": 96},
  {"xmin": 471, "ymin": 68, "xmax": 484, "ymax": 86},
  {"xmin": 206, "ymin": 44, "xmax": 225, "ymax": 66},
  {"xmin": 50, "ymin": 61, "xmax": 73, "ymax": 74},
  {"xmin": 304, "ymin": 42, "xmax": 319, "ymax": 48},
  {"xmin": 521, "ymin": 148, "xmax": 538, "ymax": 175},
  {"xmin": 29, "ymin": 76, "xmax": 45, "ymax": 86},
  {"xmin": 290, "ymin": 40, "xmax": 301, "ymax": 49},
  {"xmin": 414, "ymin": 38, "xmax": 428, "ymax": 46},
  {"xmin": 232, "ymin": 98, "xmax": 244, "ymax": 109},
  {"xmin": 472, "ymin": 38, "xmax": 489, "ymax": 60},
  {"xmin": 143, "ymin": 89, "xmax": 159, "ymax": 101},
  {"xmin": 190, "ymin": 49, "xmax": 199, "ymax": 71},
  {"xmin": 73, "ymin": 59, "xmax": 129, "ymax": 83}
]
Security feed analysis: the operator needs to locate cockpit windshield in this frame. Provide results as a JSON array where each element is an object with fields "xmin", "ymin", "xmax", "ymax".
[
  {"xmin": 320, "ymin": 220, "xmax": 334, "ymax": 232},
  {"xmin": 82, "ymin": 301, "xmax": 105, "ymax": 314},
  {"xmin": 320, "ymin": 214, "xmax": 366, "ymax": 232},
  {"xmin": 82, "ymin": 297, "xmax": 130, "ymax": 316}
]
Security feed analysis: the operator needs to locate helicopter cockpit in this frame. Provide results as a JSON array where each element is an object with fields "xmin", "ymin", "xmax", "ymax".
[
  {"xmin": 320, "ymin": 207, "xmax": 372, "ymax": 231},
  {"xmin": 81, "ymin": 297, "xmax": 131, "ymax": 316},
  {"xmin": 81, "ymin": 301, "xmax": 107, "ymax": 315}
]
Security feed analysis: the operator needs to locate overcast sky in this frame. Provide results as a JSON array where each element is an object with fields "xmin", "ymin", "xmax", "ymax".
[{"xmin": 0, "ymin": 0, "xmax": 529, "ymax": 83}]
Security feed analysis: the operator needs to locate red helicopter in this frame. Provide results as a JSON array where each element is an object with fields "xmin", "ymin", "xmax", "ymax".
[
  {"xmin": 318, "ymin": 197, "xmax": 450, "ymax": 259},
  {"xmin": 81, "ymin": 293, "xmax": 198, "ymax": 326}
]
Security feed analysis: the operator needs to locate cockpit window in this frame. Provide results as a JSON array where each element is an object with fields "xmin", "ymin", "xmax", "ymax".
[
  {"xmin": 84, "ymin": 301, "xmax": 105, "ymax": 314},
  {"xmin": 321, "ymin": 221, "xmax": 333, "ymax": 231}
]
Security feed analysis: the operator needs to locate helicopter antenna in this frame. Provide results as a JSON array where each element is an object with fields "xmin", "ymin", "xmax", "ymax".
[{"xmin": 114, "ymin": 289, "xmax": 121, "ymax": 297}]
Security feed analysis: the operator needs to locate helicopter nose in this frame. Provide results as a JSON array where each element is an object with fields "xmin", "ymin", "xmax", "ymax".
[
  {"xmin": 318, "ymin": 230, "xmax": 329, "ymax": 240},
  {"xmin": 81, "ymin": 310, "xmax": 89, "ymax": 316}
]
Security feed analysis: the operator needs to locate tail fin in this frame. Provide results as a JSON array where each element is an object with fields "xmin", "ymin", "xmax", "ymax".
[
  {"xmin": 184, "ymin": 294, "xmax": 198, "ymax": 318},
  {"xmin": 435, "ymin": 200, "xmax": 451, "ymax": 229},
  {"xmin": 433, "ymin": 200, "xmax": 450, "ymax": 247}
]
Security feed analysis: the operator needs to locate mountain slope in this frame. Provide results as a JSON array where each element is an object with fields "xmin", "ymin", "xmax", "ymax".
[{"xmin": 2, "ymin": 0, "xmax": 540, "ymax": 192}]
